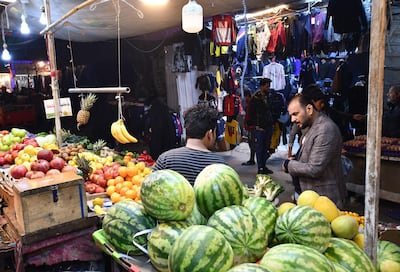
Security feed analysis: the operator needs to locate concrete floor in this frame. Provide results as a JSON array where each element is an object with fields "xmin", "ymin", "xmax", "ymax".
[{"xmin": 220, "ymin": 141, "xmax": 400, "ymax": 225}]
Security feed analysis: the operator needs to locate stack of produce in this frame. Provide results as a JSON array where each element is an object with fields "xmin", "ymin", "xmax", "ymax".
[
  {"xmin": 92, "ymin": 165, "xmax": 400, "ymax": 272},
  {"xmin": 343, "ymin": 135, "xmax": 400, "ymax": 157}
]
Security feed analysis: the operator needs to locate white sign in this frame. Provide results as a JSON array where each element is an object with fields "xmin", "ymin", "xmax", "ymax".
[{"xmin": 43, "ymin": 98, "xmax": 73, "ymax": 119}]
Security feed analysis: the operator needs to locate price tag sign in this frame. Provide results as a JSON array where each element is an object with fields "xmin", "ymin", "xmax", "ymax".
[{"xmin": 43, "ymin": 98, "xmax": 73, "ymax": 119}]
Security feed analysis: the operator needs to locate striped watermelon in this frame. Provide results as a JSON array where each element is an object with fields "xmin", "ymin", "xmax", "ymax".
[
  {"xmin": 207, "ymin": 205, "xmax": 268, "ymax": 265},
  {"xmin": 323, "ymin": 237, "xmax": 375, "ymax": 272},
  {"xmin": 227, "ymin": 263, "xmax": 271, "ymax": 272},
  {"xmin": 140, "ymin": 169, "xmax": 195, "ymax": 221},
  {"xmin": 102, "ymin": 200, "xmax": 156, "ymax": 255},
  {"xmin": 260, "ymin": 243, "xmax": 334, "ymax": 272},
  {"xmin": 377, "ymin": 240, "xmax": 400, "ymax": 272},
  {"xmin": 185, "ymin": 202, "xmax": 207, "ymax": 225},
  {"xmin": 331, "ymin": 261, "xmax": 351, "ymax": 272},
  {"xmin": 275, "ymin": 205, "xmax": 331, "ymax": 252},
  {"xmin": 194, "ymin": 164, "xmax": 244, "ymax": 218},
  {"xmin": 168, "ymin": 225, "xmax": 234, "ymax": 272},
  {"xmin": 243, "ymin": 197, "xmax": 277, "ymax": 244},
  {"xmin": 147, "ymin": 221, "xmax": 191, "ymax": 272}
]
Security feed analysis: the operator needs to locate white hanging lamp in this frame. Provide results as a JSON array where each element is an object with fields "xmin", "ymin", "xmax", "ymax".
[
  {"xmin": 2, "ymin": 43, "xmax": 11, "ymax": 61},
  {"xmin": 182, "ymin": 0, "xmax": 203, "ymax": 33}
]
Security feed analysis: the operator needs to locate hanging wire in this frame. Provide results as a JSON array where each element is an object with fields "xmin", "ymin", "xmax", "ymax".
[
  {"xmin": 114, "ymin": 0, "xmax": 124, "ymax": 120},
  {"xmin": 67, "ymin": 29, "xmax": 78, "ymax": 88},
  {"xmin": 239, "ymin": 0, "xmax": 248, "ymax": 99}
]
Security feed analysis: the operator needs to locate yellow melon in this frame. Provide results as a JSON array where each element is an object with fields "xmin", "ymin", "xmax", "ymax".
[
  {"xmin": 313, "ymin": 196, "xmax": 340, "ymax": 222},
  {"xmin": 380, "ymin": 260, "xmax": 400, "ymax": 272},
  {"xmin": 277, "ymin": 202, "xmax": 296, "ymax": 216},
  {"xmin": 353, "ymin": 233, "xmax": 364, "ymax": 249},
  {"xmin": 297, "ymin": 190, "xmax": 320, "ymax": 206},
  {"xmin": 331, "ymin": 215, "xmax": 359, "ymax": 239}
]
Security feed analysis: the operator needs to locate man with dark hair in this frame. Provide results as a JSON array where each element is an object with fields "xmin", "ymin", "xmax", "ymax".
[
  {"xmin": 248, "ymin": 78, "xmax": 274, "ymax": 174},
  {"xmin": 153, "ymin": 104, "xmax": 225, "ymax": 185},
  {"xmin": 282, "ymin": 93, "xmax": 347, "ymax": 208},
  {"xmin": 382, "ymin": 85, "xmax": 400, "ymax": 138}
]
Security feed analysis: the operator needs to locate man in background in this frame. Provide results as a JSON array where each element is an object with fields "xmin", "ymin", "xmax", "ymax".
[
  {"xmin": 153, "ymin": 104, "xmax": 225, "ymax": 185},
  {"xmin": 382, "ymin": 85, "xmax": 400, "ymax": 138}
]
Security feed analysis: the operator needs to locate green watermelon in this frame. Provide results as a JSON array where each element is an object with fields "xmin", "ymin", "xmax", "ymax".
[
  {"xmin": 227, "ymin": 263, "xmax": 271, "ymax": 272},
  {"xmin": 377, "ymin": 240, "xmax": 400, "ymax": 272},
  {"xmin": 207, "ymin": 205, "xmax": 268, "ymax": 265},
  {"xmin": 275, "ymin": 205, "xmax": 331, "ymax": 252},
  {"xmin": 185, "ymin": 202, "xmax": 207, "ymax": 225},
  {"xmin": 102, "ymin": 200, "xmax": 156, "ymax": 255},
  {"xmin": 194, "ymin": 163, "xmax": 244, "ymax": 218},
  {"xmin": 140, "ymin": 169, "xmax": 195, "ymax": 221},
  {"xmin": 147, "ymin": 221, "xmax": 191, "ymax": 272},
  {"xmin": 323, "ymin": 237, "xmax": 375, "ymax": 272},
  {"xmin": 168, "ymin": 225, "xmax": 234, "ymax": 272},
  {"xmin": 243, "ymin": 197, "xmax": 277, "ymax": 244},
  {"xmin": 331, "ymin": 261, "xmax": 351, "ymax": 272},
  {"xmin": 260, "ymin": 243, "xmax": 334, "ymax": 272}
]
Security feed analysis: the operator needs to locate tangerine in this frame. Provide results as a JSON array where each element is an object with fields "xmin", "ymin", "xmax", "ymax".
[
  {"xmin": 114, "ymin": 176, "xmax": 124, "ymax": 184},
  {"xmin": 125, "ymin": 189, "xmax": 137, "ymax": 200},
  {"xmin": 120, "ymin": 186, "xmax": 130, "ymax": 197},
  {"xmin": 106, "ymin": 185, "xmax": 115, "ymax": 196},
  {"xmin": 118, "ymin": 166, "xmax": 128, "ymax": 178},
  {"xmin": 126, "ymin": 166, "xmax": 138, "ymax": 177},
  {"xmin": 107, "ymin": 178, "xmax": 115, "ymax": 187},
  {"xmin": 122, "ymin": 181, "xmax": 133, "ymax": 188},
  {"xmin": 110, "ymin": 192, "xmax": 121, "ymax": 203},
  {"xmin": 114, "ymin": 183, "xmax": 123, "ymax": 193}
]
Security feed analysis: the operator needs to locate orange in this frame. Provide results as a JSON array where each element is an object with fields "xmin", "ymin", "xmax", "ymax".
[
  {"xmin": 107, "ymin": 178, "xmax": 115, "ymax": 187},
  {"xmin": 125, "ymin": 189, "xmax": 137, "ymax": 200},
  {"xmin": 126, "ymin": 166, "xmax": 138, "ymax": 177},
  {"xmin": 106, "ymin": 185, "xmax": 115, "ymax": 196},
  {"xmin": 118, "ymin": 166, "xmax": 128, "ymax": 178},
  {"xmin": 114, "ymin": 176, "xmax": 124, "ymax": 184},
  {"xmin": 115, "ymin": 183, "xmax": 123, "ymax": 193},
  {"xmin": 110, "ymin": 192, "xmax": 121, "ymax": 203},
  {"xmin": 122, "ymin": 181, "xmax": 133, "ymax": 189},
  {"xmin": 120, "ymin": 186, "xmax": 130, "ymax": 197}
]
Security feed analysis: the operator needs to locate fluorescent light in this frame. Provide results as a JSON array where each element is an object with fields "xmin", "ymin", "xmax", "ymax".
[
  {"xmin": 140, "ymin": 0, "xmax": 169, "ymax": 5},
  {"xmin": 20, "ymin": 14, "xmax": 30, "ymax": 34},
  {"xmin": 235, "ymin": 4, "xmax": 289, "ymax": 21}
]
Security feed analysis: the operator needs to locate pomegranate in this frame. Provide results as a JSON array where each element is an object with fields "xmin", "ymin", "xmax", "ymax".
[
  {"xmin": 30, "ymin": 171, "xmax": 46, "ymax": 179},
  {"xmin": 31, "ymin": 159, "xmax": 50, "ymax": 173},
  {"xmin": 62, "ymin": 165, "xmax": 78, "ymax": 174},
  {"xmin": 46, "ymin": 169, "xmax": 61, "ymax": 176},
  {"xmin": 10, "ymin": 165, "xmax": 28, "ymax": 179},
  {"xmin": 49, "ymin": 157, "xmax": 66, "ymax": 170},
  {"xmin": 37, "ymin": 149, "xmax": 54, "ymax": 162}
]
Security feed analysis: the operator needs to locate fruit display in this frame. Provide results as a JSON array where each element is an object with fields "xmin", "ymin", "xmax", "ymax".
[
  {"xmin": 194, "ymin": 163, "xmax": 244, "ymax": 218},
  {"xmin": 343, "ymin": 135, "xmax": 400, "ymax": 157},
  {"xmin": 110, "ymin": 119, "xmax": 138, "ymax": 144},
  {"xmin": 140, "ymin": 169, "xmax": 195, "ymax": 221},
  {"xmin": 102, "ymin": 200, "xmax": 156, "ymax": 256}
]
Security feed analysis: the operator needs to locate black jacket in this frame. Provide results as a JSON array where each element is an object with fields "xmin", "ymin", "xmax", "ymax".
[
  {"xmin": 382, "ymin": 103, "xmax": 400, "ymax": 138},
  {"xmin": 248, "ymin": 90, "xmax": 273, "ymax": 130}
]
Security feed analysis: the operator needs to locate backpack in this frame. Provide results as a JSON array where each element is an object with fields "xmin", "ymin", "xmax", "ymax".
[
  {"xmin": 222, "ymin": 67, "xmax": 238, "ymax": 92},
  {"xmin": 223, "ymin": 94, "xmax": 241, "ymax": 117}
]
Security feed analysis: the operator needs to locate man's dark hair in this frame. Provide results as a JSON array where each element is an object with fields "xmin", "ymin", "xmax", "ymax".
[
  {"xmin": 291, "ymin": 93, "xmax": 315, "ymax": 109},
  {"xmin": 302, "ymin": 84, "xmax": 328, "ymax": 102},
  {"xmin": 184, "ymin": 104, "xmax": 218, "ymax": 139},
  {"xmin": 260, "ymin": 78, "xmax": 272, "ymax": 86}
]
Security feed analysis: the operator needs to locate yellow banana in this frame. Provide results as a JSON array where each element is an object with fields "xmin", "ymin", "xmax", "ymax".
[
  {"xmin": 117, "ymin": 119, "xmax": 138, "ymax": 143},
  {"xmin": 111, "ymin": 120, "xmax": 129, "ymax": 144},
  {"xmin": 93, "ymin": 205, "xmax": 106, "ymax": 216}
]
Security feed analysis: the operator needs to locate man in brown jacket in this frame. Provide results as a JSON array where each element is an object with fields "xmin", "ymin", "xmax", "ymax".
[{"xmin": 282, "ymin": 94, "xmax": 347, "ymax": 209}]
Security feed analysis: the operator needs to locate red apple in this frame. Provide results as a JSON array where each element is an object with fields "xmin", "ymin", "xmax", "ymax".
[
  {"xmin": 97, "ymin": 176, "xmax": 107, "ymax": 188},
  {"xmin": 86, "ymin": 183, "xmax": 96, "ymax": 194},
  {"xmin": 46, "ymin": 169, "xmax": 61, "ymax": 176},
  {"xmin": 11, "ymin": 150, "xmax": 19, "ymax": 159},
  {"xmin": 37, "ymin": 149, "xmax": 54, "ymax": 162},
  {"xmin": 103, "ymin": 168, "xmax": 114, "ymax": 180},
  {"xmin": 10, "ymin": 165, "xmax": 28, "ymax": 179},
  {"xmin": 31, "ymin": 159, "xmax": 50, "ymax": 173},
  {"xmin": 49, "ymin": 157, "xmax": 66, "ymax": 170},
  {"xmin": 0, "ymin": 157, "xmax": 5, "ymax": 165},
  {"xmin": 95, "ymin": 185, "xmax": 105, "ymax": 193},
  {"xmin": 4, "ymin": 153, "xmax": 14, "ymax": 164}
]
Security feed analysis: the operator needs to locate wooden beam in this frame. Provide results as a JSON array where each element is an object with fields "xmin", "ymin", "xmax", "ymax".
[{"xmin": 365, "ymin": 0, "xmax": 387, "ymax": 264}]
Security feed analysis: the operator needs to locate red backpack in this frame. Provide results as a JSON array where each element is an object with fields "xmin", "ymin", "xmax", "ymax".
[{"xmin": 223, "ymin": 94, "xmax": 241, "ymax": 117}]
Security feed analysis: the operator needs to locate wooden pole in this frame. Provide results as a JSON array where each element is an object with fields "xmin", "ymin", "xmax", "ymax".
[
  {"xmin": 364, "ymin": 0, "xmax": 387, "ymax": 264},
  {"xmin": 44, "ymin": 0, "xmax": 62, "ymax": 146}
]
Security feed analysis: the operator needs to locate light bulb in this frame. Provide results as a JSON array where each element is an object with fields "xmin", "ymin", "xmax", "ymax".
[
  {"xmin": 39, "ymin": 7, "xmax": 47, "ymax": 25},
  {"xmin": 182, "ymin": 0, "xmax": 203, "ymax": 33},
  {"xmin": 2, "ymin": 44, "xmax": 11, "ymax": 61},
  {"xmin": 20, "ymin": 15, "xmax": 30, "ymax": 34}
]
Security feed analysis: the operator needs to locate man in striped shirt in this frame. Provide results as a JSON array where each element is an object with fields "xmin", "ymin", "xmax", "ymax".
[{"xmin": 153, "ymin": 104, "xmax": 226, "ymax": 185}]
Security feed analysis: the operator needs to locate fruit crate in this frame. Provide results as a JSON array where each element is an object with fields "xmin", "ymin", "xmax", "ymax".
[{"xmin": 93, "ymin": 229, "xmax": 156, "ymax": 272}]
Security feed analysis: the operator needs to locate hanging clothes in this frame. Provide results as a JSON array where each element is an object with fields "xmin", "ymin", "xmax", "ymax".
[
  {"xmin": 212, "ymin": 15, "xmax": 237, "ymax": 46},
  {"xmin": 262, "ymin": 60, "xmax": 286, "ymax": 91},
  {"xmin": 325, "ymin": 0, "xmax": 368, "ymax": 34},
  {"xmin": 255, "ymin": 21, "xmax": 271, "ymax": 59},
  {"xmin": 311, "ymin": 10, "xmax": 327, "ymax": 45},
  {"xmin": 266, "ymin": 19, "xmax": 286, "ymax": 54}
]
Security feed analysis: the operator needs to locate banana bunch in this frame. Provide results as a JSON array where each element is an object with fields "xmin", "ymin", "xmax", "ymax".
[{"xmin": 111, "ymin": 119, "xmax": 138, "ymax": 144}]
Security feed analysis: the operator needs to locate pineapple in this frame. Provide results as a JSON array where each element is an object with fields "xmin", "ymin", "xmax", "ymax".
[
  {"xmin": 75, "ymin": 155, "xmax": 92, "ymax": 181},
  {"xmin": 76, "ymin": 93, "xmax": 97, "ymax": 129},
  {"xmin": 93, "ymin": 139, "xmax": 107, "ymax": 155}
]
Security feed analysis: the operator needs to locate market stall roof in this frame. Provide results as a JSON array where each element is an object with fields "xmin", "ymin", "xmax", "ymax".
[{"xmin": 0, "ymin": 0, "xmax": 312, "ymax": 42}]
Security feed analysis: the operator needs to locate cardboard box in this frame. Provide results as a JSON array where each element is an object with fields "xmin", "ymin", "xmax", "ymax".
[{"xmin": 12, "ymin": 172, "xmax": 87, "ymax": 235}]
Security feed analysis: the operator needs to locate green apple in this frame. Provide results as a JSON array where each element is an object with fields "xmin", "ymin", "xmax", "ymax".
[
  {"xmin": 0, "ymin": 143, "xmax": 9, "ymax": 151},
  {"xmin": 2, "ymin": 135, "xmax": 12, "ymax": 146},
  {"xmin": 11, "ymin": 128, "xmax": 27, "ymax": 139}
]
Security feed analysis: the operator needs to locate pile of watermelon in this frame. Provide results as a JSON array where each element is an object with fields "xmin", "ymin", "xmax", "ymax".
[{"xmin": 94, "ymin": 163, "xmax": 400, "ymax": 272}]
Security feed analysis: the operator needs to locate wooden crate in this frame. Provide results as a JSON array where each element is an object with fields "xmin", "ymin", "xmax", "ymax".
[{"xmin": 12, "ymin": 172, "xmax": 87, "ymax": 235}]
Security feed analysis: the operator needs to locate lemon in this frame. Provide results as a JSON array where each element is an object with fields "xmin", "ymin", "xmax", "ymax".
[
  {"xmin": 353, "ymin": 233, "xmax": 364, "ymax": 249},
  {"xmin": 313, "ymin": 196, "xmax": 340, "ymax": 222},
  {"xmin": 297, "ymin": 190, "xmax": 320, "ymax": 206},
  {"xmin": 331, "ymin": 215, "xmax": 359, "ymax": 239},
  {"xmin": 278, "ymin": 202, "xmax": 296, "ymax": 216},
  {"xmin": 92, "ymin": 197, "xmax": 104, "ymax": 207}
]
